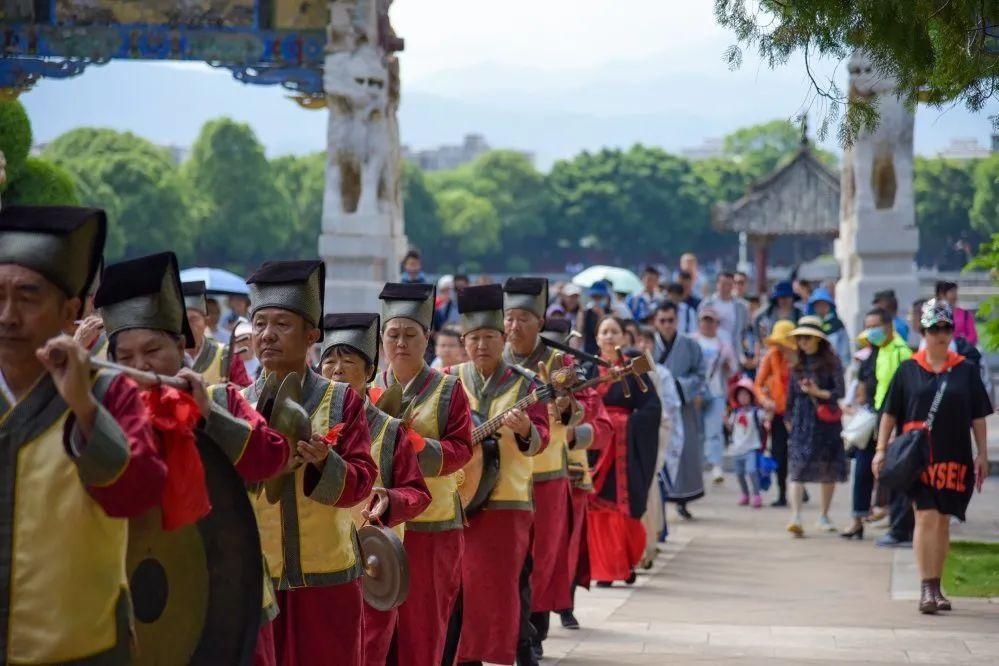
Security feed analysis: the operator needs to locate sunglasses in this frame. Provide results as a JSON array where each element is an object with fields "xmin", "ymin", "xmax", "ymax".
[
  {"xmin": 657, "ymin": 317, "xmax": 677, "ymax": 324},
  {"xmin": 925, "ymin": 324, "xmax": 954, "ymax": 335}
]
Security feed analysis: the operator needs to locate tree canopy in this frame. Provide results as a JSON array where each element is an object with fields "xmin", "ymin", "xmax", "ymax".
[{"xmin": 715, "ymin": 0, "xmax": 999, "ymax": 142}]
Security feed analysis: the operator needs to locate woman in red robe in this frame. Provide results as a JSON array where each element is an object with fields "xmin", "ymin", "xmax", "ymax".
[{"xmin": 587, "ymin": 316, "xmax": 661, "ymax": 586}]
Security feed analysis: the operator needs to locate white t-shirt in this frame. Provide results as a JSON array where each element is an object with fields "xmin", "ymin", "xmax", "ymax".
[
  {"xmin": 712, "ymin": 298, "xmax": 737, "ymax": 346},
  {"xmin": 728, "ymin": 406, "xmax": 764, "ymax": 457},
  {"xmin": 696, "ymin": 335, "xmax": 725, "ymax": 397}
]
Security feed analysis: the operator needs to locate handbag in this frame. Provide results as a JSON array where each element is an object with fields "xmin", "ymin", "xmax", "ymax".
[
  {"xmin": 879, "ymin": 373, "xmax": 949, "ymax": 492},
  {"xmin": 842, "ymin": 406, "xmax": 878, "ymax": 450}
]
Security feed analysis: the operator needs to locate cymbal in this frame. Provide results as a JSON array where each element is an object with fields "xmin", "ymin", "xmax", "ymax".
[{"xmin": 358, "ymin": 524, "xmax": 409, "ymax": 611}]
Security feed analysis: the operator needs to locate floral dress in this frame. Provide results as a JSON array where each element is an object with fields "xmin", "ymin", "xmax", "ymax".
[{"xmin": 787, "ymin": 354, "xmax": 848, "ymax": 483}]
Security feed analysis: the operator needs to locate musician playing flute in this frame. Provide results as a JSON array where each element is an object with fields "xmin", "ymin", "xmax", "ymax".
[
  {"xmin": 183, "ymin": 280, "xmax": 252, "ymax": 387},
  {"xmin": 319, "ymin": 313, "xmax": 432, "ymax": 665},
  {"xmin": 501, "ymin": 278, "xmax": 612, "ymax": 654},
  {"xmin": 375, "ymin": 283, "xmax": 472, "ymax": 666},
  {"xmin": 243, "ymin": 260, "xmax": 376, "ymax": 666},
  {"xmin": 95, "ymin": 251, "xmax": 294, "ymax": 665},
  {"xmin": 0, "ymin": 205, "xmax": 167, "ymax": 665},
  {"xmin": 447, "ymin": 284, "xmax": 550, "ymax": 666}
]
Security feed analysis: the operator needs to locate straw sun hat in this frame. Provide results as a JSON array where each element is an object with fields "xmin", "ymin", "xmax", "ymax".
[{"xmin": 789, "ymin": 315, "xmax": 829, "ymax": 342}]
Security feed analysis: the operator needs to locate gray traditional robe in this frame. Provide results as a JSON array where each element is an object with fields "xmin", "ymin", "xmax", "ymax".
[{"xmin": 654, "ymin": 332, "xmax": 706, "ymax": 503}]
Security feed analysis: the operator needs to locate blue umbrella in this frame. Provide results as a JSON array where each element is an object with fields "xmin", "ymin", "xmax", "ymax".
[{"xmin": 179, "ymin": 267, "xmax": 249, "ymax": 296}]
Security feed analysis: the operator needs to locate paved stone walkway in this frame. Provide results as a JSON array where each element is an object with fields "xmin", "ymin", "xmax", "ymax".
[{"xmin": 540, "ymin": 474, "xmax": 999, "ymax": 665}]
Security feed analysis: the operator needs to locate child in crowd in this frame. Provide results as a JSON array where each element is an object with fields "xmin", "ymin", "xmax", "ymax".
[{"xmin": 726, "ymin": 378, "xmax": 766, "ymax": 508}]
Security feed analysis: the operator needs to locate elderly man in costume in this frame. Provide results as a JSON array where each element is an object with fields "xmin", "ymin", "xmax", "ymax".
[
  {"xmin": 447, "ymin": 284, "xmax": 550, "ymax": 666},
  {"xmin": 243, "ymin": 260, "xmax": 377, "ymax": 666},
  {"xmin": 501, "ymin": 278, "xmax": 611, "ymax": 656},
  {"xmin": 319, "ymin": 312, "xmax": 432, "ymax": 665},
  {"xmin": 374, "ymin": 283, "xmax": 473, "ymax": 666},
  {"xmin": 0, "ymin": 205, "xmax": 167, "ymax": 665},
  {"xmin": 183, "ymin": 280, "xmax": 252, "ymax": 387},
  {"xmin": 96, "ymin": 252, "xmax": 294, "ymax": 664}
]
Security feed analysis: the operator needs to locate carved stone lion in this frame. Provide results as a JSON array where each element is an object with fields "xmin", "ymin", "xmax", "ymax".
[
  {"xmin": 841, "ymin": 50, "xmax": 914, "ymax": 217},
  {"xmin": 323, "ymin": 43, "xmax": 393, "ymax": 217}
]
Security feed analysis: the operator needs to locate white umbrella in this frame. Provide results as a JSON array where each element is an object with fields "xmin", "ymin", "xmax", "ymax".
[
  {"xmin": 571, "ymin": 265, "xmax": 643, "ymax": 295},
  {"xmin": 179, "ymin": 267, "xmax": 249, "ymax": 295}
]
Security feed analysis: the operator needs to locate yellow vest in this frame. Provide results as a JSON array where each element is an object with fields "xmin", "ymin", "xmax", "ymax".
[
  {"xmin": 2, "ymin": 373, "xmax": 131, "ymax": 665},
  {"xmin": 192, "ymin": 338, "xmax": 226, "ymax": 385},
  {"xmin": 245, "ymin": 371, "xmax": 362, "ymax": 589},
  {"xmin": 504, "ymin": 342, "xmax": 570, "ymax": 481},
  {"xmin": 457, "ymin": 362, "xmax": 538, "ymax": 510},
  {"xmin": 350, "ymin": 403, "xmax": 405, "ymax": 540},
  {"xmin": 375, "ymin": 365, "xmax": 464, "ymax": 532}
]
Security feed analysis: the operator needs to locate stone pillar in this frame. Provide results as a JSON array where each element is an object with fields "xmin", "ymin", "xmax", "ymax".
[
  {"xmin": 319, "ymin": 0, "xmax": 407, "ymax": 311},
  {"xmin": 835, "ymin": 50, "xmax": 919, "ymax": 336}
]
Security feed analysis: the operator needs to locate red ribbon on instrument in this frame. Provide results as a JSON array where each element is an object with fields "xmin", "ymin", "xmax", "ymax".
[{"xmin": 141, "ymin": 386, "xmax": 211, "ymax": 531}]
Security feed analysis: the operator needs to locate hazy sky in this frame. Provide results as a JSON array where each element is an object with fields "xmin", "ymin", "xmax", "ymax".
[{"xmin": 22, "ymin": 1, "xmax": 994, "ymax": 164}]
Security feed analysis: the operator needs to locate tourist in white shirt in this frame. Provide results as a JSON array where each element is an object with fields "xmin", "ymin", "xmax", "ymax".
[{"xmin": 693, "ymin": 306, "xmax": 738, "ymax": 483}]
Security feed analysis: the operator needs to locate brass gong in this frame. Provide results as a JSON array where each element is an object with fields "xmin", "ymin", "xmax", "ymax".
[
  {"xmin": 358, "ymin": 524, "xmax": 410, "ymax": 611},
  {"xmin": 127, "ymin": 435, "xmax": 263, "ymax": 665}
]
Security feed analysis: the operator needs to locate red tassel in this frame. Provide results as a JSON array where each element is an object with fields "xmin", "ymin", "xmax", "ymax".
[
  {"xmin": 322, "ymin": 423, "xmax": 346, "ymax": 448},
  {"xmin": 142, "ymin": 386, "xmax": 211, "ymax": 531}
]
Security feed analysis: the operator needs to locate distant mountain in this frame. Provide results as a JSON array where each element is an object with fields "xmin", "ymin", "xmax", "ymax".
[{"xmin": 22, "ymin": 57, "xmax": 994, "ymax": 170}]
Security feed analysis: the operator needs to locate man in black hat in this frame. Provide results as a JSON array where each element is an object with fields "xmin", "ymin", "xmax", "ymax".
[
  {"xmin": 0, "ymin": 205, "xmax": 167, "ymax": 665},
  {"xmin": 183, "ymin": 280, "xmax": 252, "ymax": 387},
  {"xmin": 449, "ymin": 284, "xmax": 550, "ymax": 666},
  {"xmin": 320, "ymin": 312, "xmax": 432, "ymax": 664},
  {"xmin": 502, "ymin": 277, "xmax": 605, "ymax": 650},
  {"xmin": 243, "ymin": 260, "xmax": 376, "ymax": 666}
]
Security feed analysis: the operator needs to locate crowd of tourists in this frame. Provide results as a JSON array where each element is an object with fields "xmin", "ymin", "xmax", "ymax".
[{"xmin": 1, "ymin": 207, "xmax": 993, "ymax": 666}]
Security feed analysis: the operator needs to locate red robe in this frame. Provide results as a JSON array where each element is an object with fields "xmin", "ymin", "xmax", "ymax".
[
  {"xmin": 209, "ymin": 384, "xmax": 290, "ymax": 482},
  {"xmin": 393, "ymin": 374, "xmax": 473, "ymax": 666},
  {"xmin": 530, "ymin": 365, "xmax": 610, "ymax": 613},
  {"xmin": 229, "ymin": 353, "xmax": 253, "ymax": 388},
  {"xmin": 587, "ymin": 368, "xmax": 660, "ymax": 583},
  {"xmin": 457, "ymin": 390, "xmax": 549, "ymax": 665},
  {"xmin": 362, "ymin": 422, "xmax": 432, "ymax": 666},
  {"xmin": 71, "ymin": 373, "xmax": 167, "ymax": 515},
  {"xmin": 270, "ymin": 386, "xmax": 377, "ymax": 666}
]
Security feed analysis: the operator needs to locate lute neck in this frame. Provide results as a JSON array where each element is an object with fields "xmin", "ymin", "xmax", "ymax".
[{"xmin": 472, "ymin": 391, "xmax": 542, "ymax": 445}]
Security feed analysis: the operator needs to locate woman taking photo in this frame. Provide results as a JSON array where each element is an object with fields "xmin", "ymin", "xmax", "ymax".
[
  {"xmin": 587, "ymin": 316, "xmax": 662, "ymax": 586},
  {"xmin": 874, "ymin": 299, "xmax": 992, "ymax": 614},
  {"xmin": 786, "ymin": 316, "xmax": 847, "ymax": 537}
]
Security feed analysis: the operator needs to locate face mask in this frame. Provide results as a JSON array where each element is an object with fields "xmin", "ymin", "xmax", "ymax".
[{"xmin": 865, "ymin": 327, "xmax": 887, "ymax": 347}]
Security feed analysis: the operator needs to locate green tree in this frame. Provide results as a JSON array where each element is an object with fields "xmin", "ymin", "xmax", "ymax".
[
  {"xmin": 272, "ymin": 152, "xmax": 325, "ymax": 257},
  {"xmin": 43, "ymin": 128, "xmax": 191, "ymax": 262},
  {"xmin": 3, "ymin": 157, "xmax": 78, "ymax": 205},
  {"xmin": 403, "ymin": 162, "xmax": 445, "ymax": 264},
  {"xmin": 715, "ymin": 1, "xmax": 999, "ymax": 141},
  {"xmin": 914, "ymin": 157, "xmax": 978, "ymax": 268},
  {"xmin": 971, "ymin": 153, "xmax": 999, "ymax": 237},
  {"xmin": 182, "ymin": 119, "xmax": 293, "ymax": 270},
  {"xmin": 0, "ymin": 99, "xmax": 32, "ymax": 185},
  {"xmin": 969, "ymin": 233, "xmax": 999, "ymax": 350},
  {"xmin": 434, "ymin": 189, "xmax": 501, "ymax": 258}
]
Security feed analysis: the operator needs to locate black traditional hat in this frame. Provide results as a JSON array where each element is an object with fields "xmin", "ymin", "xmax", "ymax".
[
  {"xmin": 182, "ymin": 280, "xmax": 208, "ymax": 315},
  {"xmin": 0, "ymin": 205, "xmax": 106, "ymax": 299},
  {"xmin": 246, "ymin": 260, "xmax": 325, "ymax": 331},
  {"xmin": 321, "ymin": 313, "xmax": 380, "ymax": 381},
  {"xmin": 94, "ymin": 252, "xmax": 195, "ymax": 348},
  {"xmin": 379, "ymin": 282, "xmax": 436, "ymax": 330},
  {"xmin": 503, "ymin": 277, "xmax": 549, "ymax": 319},
  {"xmin": 541, "ymin": 318, "xmax": 573, "ymax": 344},
  {"xmin": 458, "ymin": 284, "xmax": 505, "ymax": 334}
]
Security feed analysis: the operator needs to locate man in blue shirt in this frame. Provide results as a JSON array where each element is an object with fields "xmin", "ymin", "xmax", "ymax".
[{"xmin": 626, "ymin": 265, "xmax": 664, "ymax": 323}]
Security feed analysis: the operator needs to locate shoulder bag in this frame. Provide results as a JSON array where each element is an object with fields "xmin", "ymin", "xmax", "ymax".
[{"xmin": 879, "ymin": 371, "xmax": 949, "ymax": 492}]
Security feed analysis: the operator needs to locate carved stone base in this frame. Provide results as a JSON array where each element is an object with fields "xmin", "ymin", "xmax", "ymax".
[
  {"xmin": 835, "ymin": 211, "xmax": 919, "ymax": 337},
  {"xmin": 320, "ymin": 212, "xmax": 407, "ymax": 311}
]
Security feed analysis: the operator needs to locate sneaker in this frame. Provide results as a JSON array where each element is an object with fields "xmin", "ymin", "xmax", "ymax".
[
  {"xmin": 711, "ymin": 465, "xmax": 724, "ymax": 483},
  {"xmin": 738, "ymin": 494, "xmax": 750, "ymax": 506},
  {"xmin": 751, "ymin": 495, "xmax": 762, "ymax": 508},
  {"xmin": 787, "ymin": 521, "xmax": 804, "ymax": 538},
  {"xmin": 875, "ymin": 534, "xmax": 913, "ymax": 549},
  {"xmin": 816, "ymin": 515, "xmax": 838, "ymax": 533}
]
